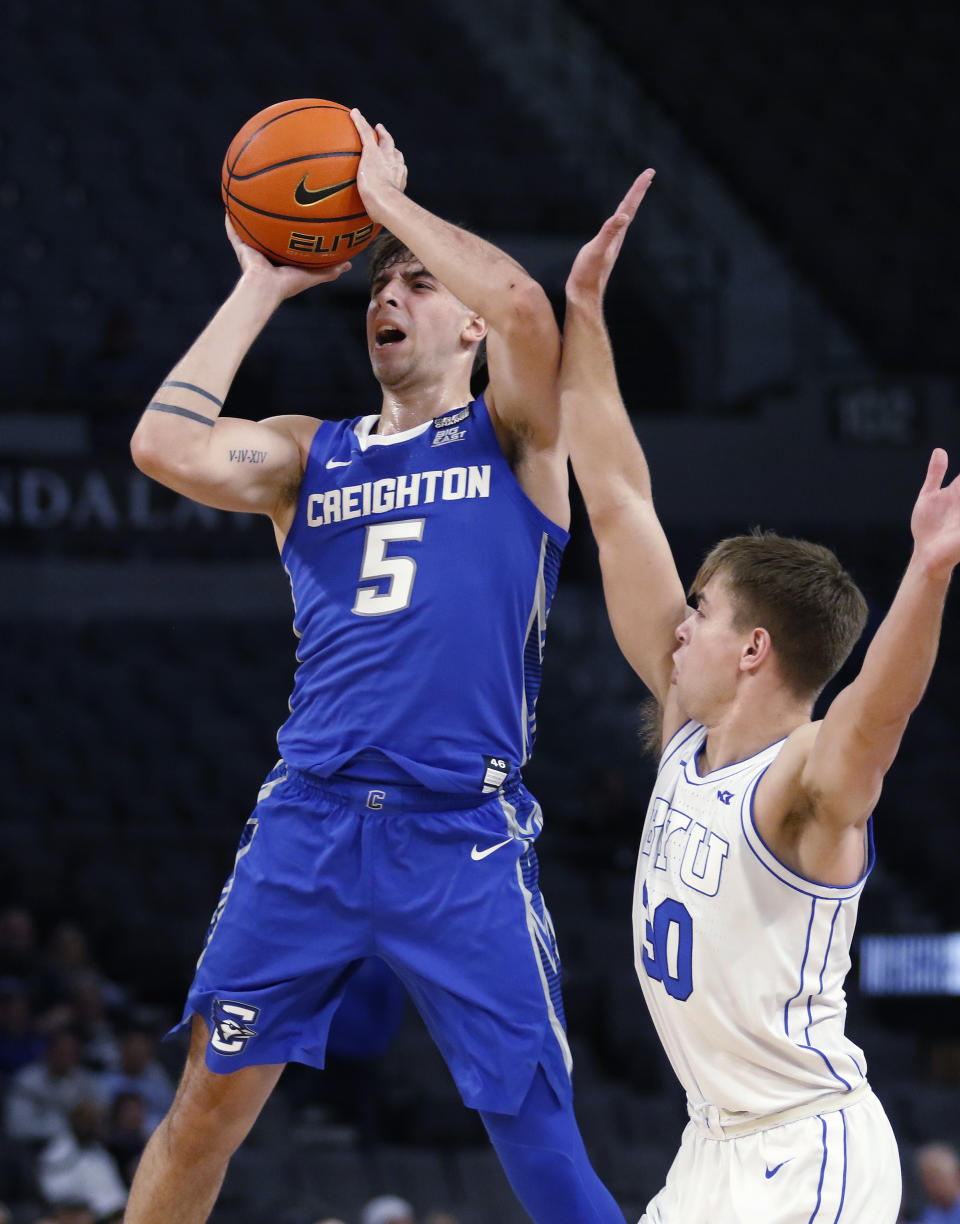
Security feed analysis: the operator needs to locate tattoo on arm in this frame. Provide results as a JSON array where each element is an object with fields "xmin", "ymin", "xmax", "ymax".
[
  {"xmin": 147, "ymin": 402, "xmax": 215, "ymax": 427},
  {"xmin": 228, "ymin": 448, "xmax": 268, "ymax": 464},
  {"xmin": 160, "ymin": 381, "xmax": 224, "ymax": 408},
  {"xmin": 145, "ymin": 381, "xmax": 223, "ymax": 425}
]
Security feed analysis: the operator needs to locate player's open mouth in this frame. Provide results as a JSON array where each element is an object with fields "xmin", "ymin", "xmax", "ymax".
[{"xmin": 376, "ymin": 327, "xmax": 407, "ymax": 347}]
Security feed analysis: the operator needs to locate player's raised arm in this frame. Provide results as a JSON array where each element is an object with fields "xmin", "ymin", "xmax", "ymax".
[
  {"xmin": 561, "ymin": 174, "xmax": 688, "ymax": 716},
  {"xmin": 130, "ymin": 219, "xmax": 351, "ymax": 519},
  {"xmin": 351, "ymin": 110, "xmax": 565, "ymax": 510},
  {"xmin": 794, "ymin": 450, "xmax": 960, "ymax": 861}
]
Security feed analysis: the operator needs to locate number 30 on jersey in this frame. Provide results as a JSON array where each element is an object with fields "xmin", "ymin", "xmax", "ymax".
[{"xmin": 641, "ymin": 882, "xmax": 694, "ymax": 1001}]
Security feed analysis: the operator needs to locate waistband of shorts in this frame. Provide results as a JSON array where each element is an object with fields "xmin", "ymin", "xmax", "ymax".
[
  {"xmin": 690, "ymin": 1080, "xmax": 873, "ymax": 1140},
  {"xmin": 280, "ymin": 763, "xmax": 496, "ymax": 813}
]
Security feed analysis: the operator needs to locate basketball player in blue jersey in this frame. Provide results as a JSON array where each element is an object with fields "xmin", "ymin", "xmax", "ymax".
[
  {"xmin": 124, "ymin": 114, "xmax": 624, "ymax": 1224},
  {"xmin": 562, "ymin": 172, "xmax": 960, "ymax": 1223}
]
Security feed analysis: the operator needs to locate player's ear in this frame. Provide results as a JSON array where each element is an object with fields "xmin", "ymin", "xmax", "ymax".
[
  {"xmin": 741, "ymin": 627, "xmax": 772, "ymax": 673},
  {"xmin": 462, "ymin": 313, "xmax": 487, "ymax": 344}
]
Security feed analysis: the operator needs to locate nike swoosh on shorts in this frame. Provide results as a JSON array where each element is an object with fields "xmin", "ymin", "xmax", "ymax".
[
  {"xmin": 470, "ymin": 838, "xmax": 514, "ymax": 861},
  {"xmin": 764, "ymin": 1160, "xmax": 792, "ymax": 1179}
]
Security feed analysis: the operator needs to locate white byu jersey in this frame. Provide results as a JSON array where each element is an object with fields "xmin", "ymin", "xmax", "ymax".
[{"xmin": 633, "ymin": 721, "xmax": 872, "ymax": 1131}]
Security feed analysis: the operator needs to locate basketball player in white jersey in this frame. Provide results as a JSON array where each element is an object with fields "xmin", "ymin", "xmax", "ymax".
[{"xmin": 561, "ymin": 171, "xmax": 960, "ymax": 1222}]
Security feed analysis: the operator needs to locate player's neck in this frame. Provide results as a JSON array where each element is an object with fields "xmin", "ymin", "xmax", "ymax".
[
  {"xmin": 376, "ymin": 376, "xmax": 473, "ymax": 436},
  {"xmin": 700, "ymin": 692, "xmax": 810, "ymax": 773}
]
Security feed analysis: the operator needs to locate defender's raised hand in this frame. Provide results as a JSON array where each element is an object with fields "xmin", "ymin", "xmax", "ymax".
[
  {"xmin": 351, "ymin": 109, "xmax": 408, "ymax": 221},
  {"xmin": 565, "ymin": 169, "xmax": 655, "ymax": 308},
  {"xmin": 911, "ymin": 449, "xmax": 960, "ymax": 579}
]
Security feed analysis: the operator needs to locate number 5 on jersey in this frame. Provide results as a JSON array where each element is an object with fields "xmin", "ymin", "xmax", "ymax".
[{"xmin": 352, "ymin": 519, "xmax": 426, "ymax": 616}]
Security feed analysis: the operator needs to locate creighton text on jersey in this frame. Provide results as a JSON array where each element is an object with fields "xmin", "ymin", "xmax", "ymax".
[{"xmin": 306, "ymin": 464, "xmax": 492, "ymax": 527}]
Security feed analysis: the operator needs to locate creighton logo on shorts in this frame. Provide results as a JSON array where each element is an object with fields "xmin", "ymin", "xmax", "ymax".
[{"xmin": 210, "ymin": 998, "xmax": 260, "ymax": 1055}]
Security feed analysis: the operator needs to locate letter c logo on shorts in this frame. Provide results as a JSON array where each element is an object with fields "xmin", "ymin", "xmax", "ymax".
[
  {"xmin": 366, "ymin": 789, "xmax": 386, "ymax": 810},
  {"xmin": 210, "ymin": 998, "xmax": 260, "ymax": 1055}
]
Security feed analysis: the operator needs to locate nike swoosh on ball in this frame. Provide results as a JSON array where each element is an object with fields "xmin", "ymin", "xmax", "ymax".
[{"xmin": 294, "ymin": 176, "xmax": 356, "ymax": 206}]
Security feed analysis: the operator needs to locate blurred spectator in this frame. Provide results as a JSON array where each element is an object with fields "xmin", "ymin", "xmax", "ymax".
[
  {"xmin": 33, "ymin": 1201, "xmax": 97, "ymax": 1224},
  {"xmin": 43, "ymin": 926, "xmax": 126, "ymax": 1014},
  {"xmin": 103, "ymin": 1092, "xmax": 147, "ymax": 1186},
  {"xmin": 0, "ymin": 980, "xmax": 46, "ymax": 1075},
  {"xmin": 914, "ymin": 1143, "xmax": 960, "ymax": 1223},
  {"xmin": 0, "ymin": 910, "xmax": 71, "ymax": 1029},
  {"xmin": 0, "ymin": 909, "xmax": 53, "ymax": 1010},
  {"xmin": 423, "ymin": 1215, "xmax": 461, "ymax": 1224},
  {"xmin": 0, "ymin": 1201, "xmax": 11, "ymax": 1224},
  {"xmin": 3, "ymin": 1029, "xmax": 104, "ymax": 1144},
  {"xmin": 68, "ymin": 977, "xmax": 120, "ymax": 1073},
  {"xmin": 99, "ymin": 1030, "xmax": 173, "ymax": 1133},
  {"xmin": 361, "ymin": 1196, "xmax": 414, "ymax": 1224},
  {"xmin": 0, "ymin": 1129, "xmax": 36, "ymax": 1207},
  {"xmin": 0, "ymin": 909, "xmax": 38, "ymax": 982},
  {"xmin": 37, "ymin": 1100, "xmax": 126, "ymax": 1222}
]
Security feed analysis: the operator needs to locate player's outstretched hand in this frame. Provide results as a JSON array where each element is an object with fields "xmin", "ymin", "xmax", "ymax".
[
  {"xmin": 224, "ymin": 215, "xmax": 352, "ymax": 301},
  {"xmin": 911, "ymin": 448, "xmax": 960, "ymax": 579},
  {"xmin": 565, "ymin": 170, "xmax": 655, "ymax": 309},
  {"xmin": 351, "ymin": 109, "xmax": 408, "ymax": 221}
]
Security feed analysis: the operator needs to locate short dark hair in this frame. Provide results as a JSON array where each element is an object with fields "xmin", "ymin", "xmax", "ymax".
[
  {"xmin": 366, "ymin": 231, "xmax": 487, "ymax": 384},
  {"xmin": 367, "ymin": 231, "xmax": 414, "ymax": 289},
  {"xmin": 690, "ymin": 530, "xmax": 868, "ymax": 699}
]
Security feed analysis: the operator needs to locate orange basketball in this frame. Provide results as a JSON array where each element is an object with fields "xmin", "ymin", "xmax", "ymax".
[{"xmin": 221, "ymin": 98, "xmax": 380, "ymax": 268}]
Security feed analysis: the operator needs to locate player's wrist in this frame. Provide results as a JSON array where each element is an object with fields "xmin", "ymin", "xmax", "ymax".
[
  {"xmin": 231, "ymin": 269, "xmax": 287, "ymax": 315},
  {"xmin": 359, "ymin": 179, "xmax": 404, "ymax": 228},
  {"xmin": 563, "ymin": 291, "xmax": 607, "ymax": 326},
  {"xmin": 907, "ymin": 546, "xmax": 955, "ymax": 588}
]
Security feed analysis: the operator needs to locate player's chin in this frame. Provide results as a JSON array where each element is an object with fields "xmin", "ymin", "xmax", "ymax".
[{"xmin": 370, "ymin": 346, "xmax": 410, "ymax": 380}]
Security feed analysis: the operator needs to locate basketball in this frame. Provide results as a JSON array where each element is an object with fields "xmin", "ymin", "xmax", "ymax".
[{"xmin": 221, "ymin": 98, "xmax": 380, "ymax": 268}]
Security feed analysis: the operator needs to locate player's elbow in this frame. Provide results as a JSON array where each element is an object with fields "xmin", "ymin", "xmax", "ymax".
[
  {"xmin": 130, "ymin": 425, "xmax": 167, "ymax": 480},
  {"xmin": 130, "ymin": 425, "xmax": 191, "ymax": 487},
  {"xmin": 130, "ymin": 425, "xmax": 157, "ymax": 476},
  {"xmin": 498, "ymin": 279, "xmax": 557, "ymax": 346}
]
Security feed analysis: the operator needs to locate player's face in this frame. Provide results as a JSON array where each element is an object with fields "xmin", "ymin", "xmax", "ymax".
[
  {"xmin": 671, "ymin": 577, "xmax": 746, "ymax": 721},
  {"xmin": 366, "ymin": 260, "xmax": 479, "ymax": 388}
]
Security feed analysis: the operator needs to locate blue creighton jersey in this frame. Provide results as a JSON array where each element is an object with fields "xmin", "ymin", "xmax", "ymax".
[{"xmin": 277, "ymin": 395, "xmax": 568, "ymax": 794}]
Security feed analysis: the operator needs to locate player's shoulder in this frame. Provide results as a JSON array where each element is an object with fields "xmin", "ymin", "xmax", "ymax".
[
  {"xmin": 778, "ymin": 719, "xmax": 822, "ymax": 767},
  {"xmin": 753, "ymin": 720, "xmax": 820, "ymax": 785},
  {"xmin": 752, "ymin": 720, "xmax": 822, "ymax": 833},
  {"xmin": 256, "ymin": 414, "xmax": 324, "ymax": 464},
  {"xmin": 257, "ymin": 413, "xmax": 324, "ymax": 442}
]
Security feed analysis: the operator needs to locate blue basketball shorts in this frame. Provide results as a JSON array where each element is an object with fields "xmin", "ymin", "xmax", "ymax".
[{"xmin": 171, "ymin": 762, "xmax": 573, "ymax": 1115}]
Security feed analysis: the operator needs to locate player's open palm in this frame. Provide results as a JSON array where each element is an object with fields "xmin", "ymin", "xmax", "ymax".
[
  {"xmin": 225, "ymin": 215, "xmax": 351, "ymax": 301},
  {"xmin": 565, "ymin": 169, "xmax": 655, "ymax": 308},
  {"xmin": 911, "ymin": 448, "xmax": 960, "ymax": 578}
]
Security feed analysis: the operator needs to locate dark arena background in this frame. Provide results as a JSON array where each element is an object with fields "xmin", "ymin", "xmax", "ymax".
[{"xmin": 1, "ymin": 2, "xmax": 958, "ymax": 1222}]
